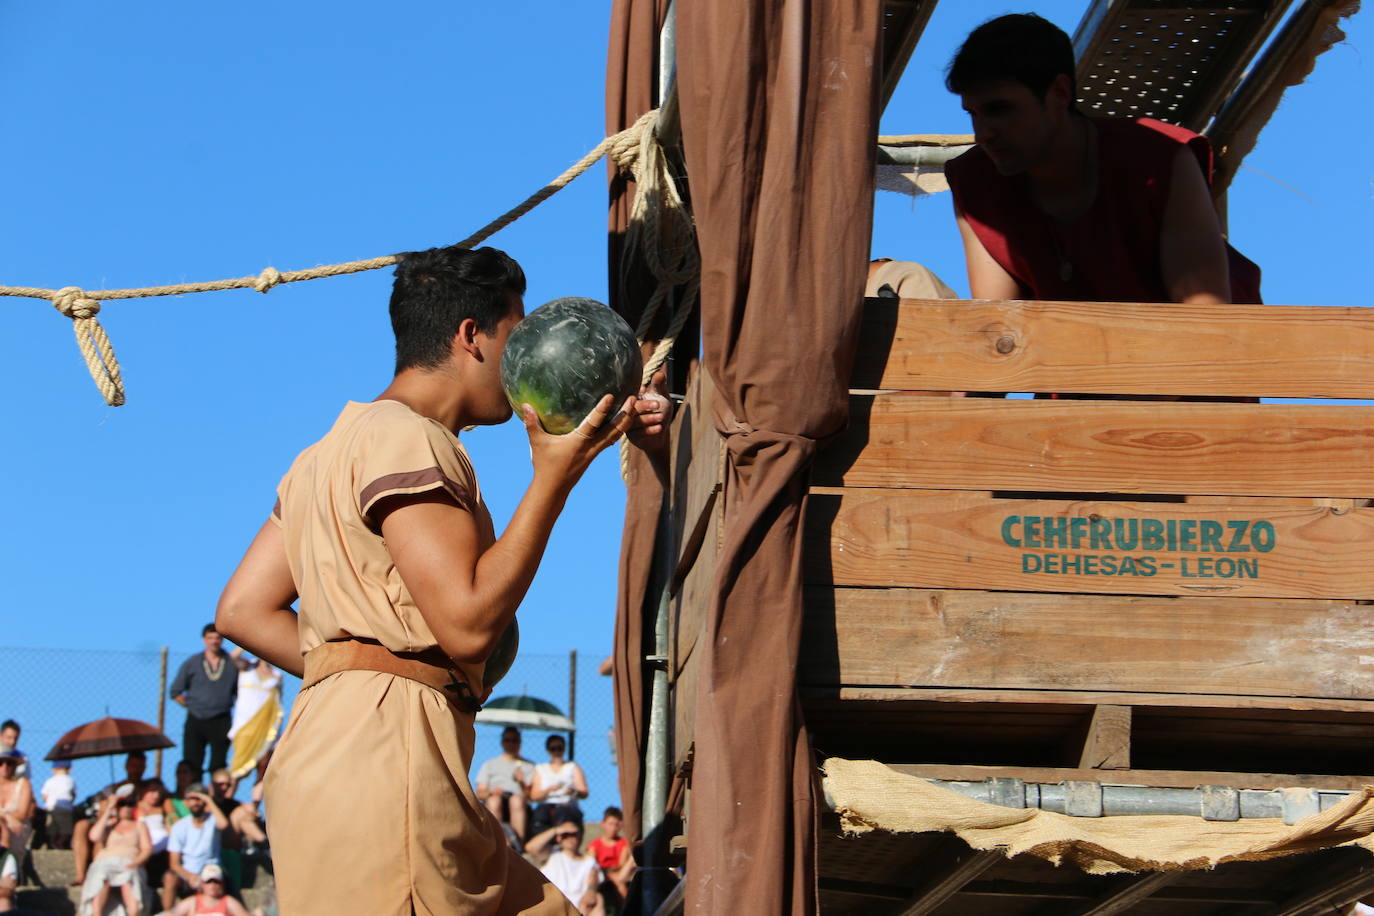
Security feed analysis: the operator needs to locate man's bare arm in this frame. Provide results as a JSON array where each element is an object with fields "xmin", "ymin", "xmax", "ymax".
[
  {"xmin": 380, "ymin": 395, "xmax": 635, "ymax": 664},
  {"xmin": 216, "ymin": 521, "xmax": 303, "ymax": 677},
  {"xmin": 956, "ymin": 207, "xmax": 1021, "ymax": 300},
  {"xmin": 1159, "ymin": 144, "xmax": 1231, "ymax": 305}
]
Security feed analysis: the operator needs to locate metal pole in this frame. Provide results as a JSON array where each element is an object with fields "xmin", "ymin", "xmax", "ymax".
[
  {"xmin": 156, "ymin": 646, "xmax": 168, "ymax": 780},
  {"xmin": 568, "ymin": 650, "xmax": 577, "ymax": 761}
]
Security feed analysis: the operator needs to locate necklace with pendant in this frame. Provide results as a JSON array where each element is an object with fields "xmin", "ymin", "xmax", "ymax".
[{"xmin": 203, "ymin": 655, "xmax": 225, "ymax": 681}]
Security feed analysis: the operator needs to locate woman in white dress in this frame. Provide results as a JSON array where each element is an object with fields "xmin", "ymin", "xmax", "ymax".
[
  {"xmin": 528, "ymin": 734, "xmax": 588, "ymax": 835},
  {"xmin": 227, "ymin": 649, "xmax": 284, "ymax": 783}
]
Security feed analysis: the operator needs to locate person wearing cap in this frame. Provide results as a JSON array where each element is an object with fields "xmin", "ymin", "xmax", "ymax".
[
  {"xmin": 38, "ymin": 759, "xmax": 76, "ymax": 850},
  {"xmin": 167, "ymin": 784, "xmax": 229, "ymax": 901},
  {"xmin": 164, "ymin": 863, "xmax": 250, "ymax": 916}
]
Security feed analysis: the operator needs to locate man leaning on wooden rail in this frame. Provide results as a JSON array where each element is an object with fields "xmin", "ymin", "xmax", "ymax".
[{"xmin": 944, "ymin": 13, "xmax": 1262, "ymax": 307}]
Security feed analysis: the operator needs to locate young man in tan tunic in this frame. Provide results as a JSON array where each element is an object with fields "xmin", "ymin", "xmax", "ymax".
[{"xmin": 215, "ymin": 246, "xmax": 640, "ymax": 915}]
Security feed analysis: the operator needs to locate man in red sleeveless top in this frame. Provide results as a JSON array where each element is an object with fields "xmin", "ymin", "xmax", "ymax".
[{"xmin": 943, "ymin": 13, "xmax": 1261, "ymax": 306}]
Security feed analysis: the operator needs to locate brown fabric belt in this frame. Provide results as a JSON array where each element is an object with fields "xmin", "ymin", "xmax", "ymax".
[{"xmin": 302, "ymin": 638, "xmax": 482, "ymax": 714}]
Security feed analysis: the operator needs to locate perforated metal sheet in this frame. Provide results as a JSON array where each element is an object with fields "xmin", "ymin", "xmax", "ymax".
[{"xmin": 1072, "ymin": 0, "xmax": 1295, "ymax": 130}]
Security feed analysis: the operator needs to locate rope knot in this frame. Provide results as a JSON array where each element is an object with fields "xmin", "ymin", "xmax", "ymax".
[
  {"xmin": 254, "ymin": 266, "xmax": 282, "ymax": 294},
  {"xmin": 609, "ymin": 109, "xmax": 657, "ymax": 172},
  {"xmin": 52, "ymin": 287, "xmax": 101, "ymax": 320}
]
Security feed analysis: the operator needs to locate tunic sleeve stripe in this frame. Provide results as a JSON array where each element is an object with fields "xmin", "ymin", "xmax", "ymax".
[{"xmin": 360, "ymin": 467, "xmax": 476, "ymax": 519}]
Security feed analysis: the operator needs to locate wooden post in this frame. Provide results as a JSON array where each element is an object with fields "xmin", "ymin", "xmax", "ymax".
[
  {"xmin": 156, "ymin": 647, "xmax": 168, "ymax": 779},
  {"xmin": 568, "ymin": 650, "xmax": 577, "ymax": 761}
]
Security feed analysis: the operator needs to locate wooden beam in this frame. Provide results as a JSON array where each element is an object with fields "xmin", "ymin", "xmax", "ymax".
[
  {"xmin": 806, "ymin": 489, "xmax": 1374, "ymax": 600},
  {"xmin": 1266, "ymin": 854, "xmax": 1374, "ymax": 916},
  {"xmin": 851, "ymin": 298, "xmax": 1374, "ymax": 398},
  {"xmin": 895, "ymin": 843, "xmax": 1005, "ymax": 916},
  {"xmin": 1079, "ymin": 705, "xmax": 1132, "ymax": 770},
  {"xmin": 814, "ymin": 396, "xmax": 1374, "ymax": 498},
  {"xmin": 1076, "ymin": 872, "xmax": 1179, "ymax": 915},
  {"xmin": 803, "ymin": 685, "xmax": 1374, "ymax": 715},
  {"xmin": 883, "ymin": 763, "xmax": 1374, "ymax": 792},
  {"xmin": 800, "ymin": 589, "xmax": 1374, "ymax": 702}
]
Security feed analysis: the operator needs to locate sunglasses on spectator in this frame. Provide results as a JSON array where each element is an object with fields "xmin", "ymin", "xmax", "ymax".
[
  {"xmin": 212, "ymin": 781, "xmax": 231, "ymax": 789},
  {"xmin": 556, "ymin": 831, "xmax": 578, "ymax": 840}
]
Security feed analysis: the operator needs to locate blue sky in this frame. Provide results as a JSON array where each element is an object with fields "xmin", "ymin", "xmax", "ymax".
[{"xmin": 1, "ymin": 1, "xmax": 1369, "ymax": 800}]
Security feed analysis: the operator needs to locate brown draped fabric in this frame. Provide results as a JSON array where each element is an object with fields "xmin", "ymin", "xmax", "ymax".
[
  {"xmin": 605, "ymin": 0, "xmax": 670, "ymax": 844},
  {"xmin": 676, "ymin": 1, "xmax": 881, "ymax": 911}
]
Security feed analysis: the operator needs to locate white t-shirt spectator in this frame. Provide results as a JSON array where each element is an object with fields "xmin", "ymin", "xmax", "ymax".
[
  {"xmin": 168, "ymin": 816, "xmax": 221, "ymax": 875},
  {"xmin": 540, "ymin": 851, "xmax": 600, "ymax": 907},
  {"xmin": 39, "ymin": 772, "xmax": 76, "ymax": 811}
]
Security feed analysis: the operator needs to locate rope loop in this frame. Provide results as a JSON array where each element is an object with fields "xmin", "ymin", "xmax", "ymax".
[
  {"xmin": 254, "ymin": 267, "xmax": 282, "ymax": 294},
  {"xmin": 52, "ymin": 286, "xmax": 101, "ymax": 320}
]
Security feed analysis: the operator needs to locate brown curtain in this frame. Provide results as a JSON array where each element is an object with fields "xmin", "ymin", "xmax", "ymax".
[
  {"xmin": 605, "ymin": 0, "xmax": 670, "ymax": 844},
  {"xmin": 676, "ymin": 1, "xmax": 881, "ymax": 911}
]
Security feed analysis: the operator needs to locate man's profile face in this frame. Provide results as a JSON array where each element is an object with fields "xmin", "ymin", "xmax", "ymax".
[
  {"xmin": 0, "ymin": 727, "xmax": 17, "ymax": 750},
  {"xmin": 203, "ymin": 629, "xmax": 223, "ymax": 653},
  {"xmin": 474, "ymin": 293, "xmax": 527, "ymax": 425},
  {"xmin": 960, "ymin": 79, "xmax": 1062, "ymax": 176}
]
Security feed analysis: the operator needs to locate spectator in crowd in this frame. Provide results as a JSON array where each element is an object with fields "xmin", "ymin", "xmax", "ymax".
[
  {"xmin": 475, "ymin": 727, "xmax": 533, "ymax": 842},
  {"xmin": 0, "ymin": 751, "xmax": 34, "ymax": 882},
  {"xmin": 71, "ymin": 751, "xmax": 146, "ymax": 887},
  {"xmin": 164, "ymin": 864, "xmax": 250, "ymax": 916},
  {"xmin": 208, "ymin": 768, "xmax": 269, "ymax": 888},
  {"xmin": 0, "ymin": 723, "xmax": 27, "ymax": 780},
  {"xmin": 587, "ymin": 807, "xmax": 634, "ymax": 902},
  {"xmin": 133, "ymin": 779, "xmax": 177, "ymax": 913},
  {"xmin": 526, "ymin": 820, "xmax": 601, "ymax": 913},
  {"xmin": 171, "ymin": 624, "xmax": 238, "ymax": 779},
  {"xmin": 227, "ymin": 649, "xmax": 283, "ymax": 787},
  {"xmin": 80, "ymin": 788, "xmax": 152, "ymax": 916},
  {"xmin": 167, "ymin": 784, "xmax": 228, "ymax": 901},
  {"xmin": 39, "ymin": 760, "xmax": 76, "ymax": 850},
  {"xmin": 529, "ymin": 734, "xmax": 588, "ymax": 834},
  {"xmin": 166, "ymin": 760, "xmax": 198, "ymax": 823}
]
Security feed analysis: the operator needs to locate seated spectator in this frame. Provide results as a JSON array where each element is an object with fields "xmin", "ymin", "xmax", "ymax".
[
  {"xmin": 72, "ymin": 751, "xmax": 147, "ymax": 886},
  {"xmin": 166, "ymin": 760, "xmax": 198, "ymax": 822},
  {"xmin": 587, "ymin": 807, "xmax": 635, "ymax": 902},
  {"xmin": 526, "ymin": 820, "xmax": 601, "ymax": 913},
  {"xmin": 79, "ymin": 788, "xmax": 152, "ymax": 916},
  {"xmin": 474, "ymin": 727, "xmax": 532, "ymax": 842},
  {"xmin": 0, "ymin": 722, "xmax": 27, "ymax": 781},
  {"xmin": 529, "ymin": 734, "xmax": 588, "ymax": 834},
  {"xmin": 165, "ymin": 864, "xmax": 250, "ymax": 916},
  {"xmin": 0, "ymin": 752, "xmax": 33, "ymax": 883},
  {"xmin": 167, "ymin": 784, "xmax": 228, "ymax": 901},
  {"xmin": 133, "ymin": 780, "xmax": 177, "ymax": 913},
  {"xmin": 207, "ymin": 769, "xmax": 268, "ymax": 890},
  {"xmin": 39, "ymin": 760, "xmax": 76, "ymax": 850}
]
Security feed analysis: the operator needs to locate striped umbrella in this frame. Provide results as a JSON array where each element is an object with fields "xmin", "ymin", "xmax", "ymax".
[
  {"xmin": 44, "ymin": 717, "xmax": 174, "ymax": 761},
  {"xmin": 475, "ymin": 695, "xmax": 575, "ymax": 732}
]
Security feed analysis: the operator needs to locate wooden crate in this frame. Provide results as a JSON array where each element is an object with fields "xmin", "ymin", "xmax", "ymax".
[{"xmin": 667, "ymin": 297, "xmax": 1374, "ymax": 789}]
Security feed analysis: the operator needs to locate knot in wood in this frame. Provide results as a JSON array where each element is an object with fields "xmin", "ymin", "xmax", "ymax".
[
  {"xmin": 52, "ymin": 286, "xmax": 100, "ymax": 320},
  {"xmin": 254, "ymin": 266, "xmax": 282, "ymax": 294},
  {"xmin": 995, "ymin": 335, "xmax": 1016, "ymax": 355}
]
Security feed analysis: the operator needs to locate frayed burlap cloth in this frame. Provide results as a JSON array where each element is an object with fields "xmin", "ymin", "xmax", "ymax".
[{"xmin": 823, "ymin": 758, "xmax": 1374, "ymax": 874}]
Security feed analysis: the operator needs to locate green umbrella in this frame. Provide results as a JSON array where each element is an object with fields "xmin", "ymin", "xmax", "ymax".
[{"xmin": 476, "ymin": 695, "xmax": 575, "ymax": 732}]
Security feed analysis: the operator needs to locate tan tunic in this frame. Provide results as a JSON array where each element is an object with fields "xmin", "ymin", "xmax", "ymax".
[{"xmin": 265, "ymin": 400, "xmax": 575, "ymax": 916}]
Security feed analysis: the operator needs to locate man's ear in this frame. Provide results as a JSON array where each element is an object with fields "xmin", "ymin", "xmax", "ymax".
[
  {"xmin": 453, "ymin": 317, "xmax": 483, "ymax": 361},
  {"xmin": 1045, "ymin": 72, "xmax": 1074, "ymax": 115}
]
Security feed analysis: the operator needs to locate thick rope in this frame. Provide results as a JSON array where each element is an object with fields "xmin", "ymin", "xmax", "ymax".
[{"xmin": 6, "ymin": 110, "xmax": 662, "ymax": 406}]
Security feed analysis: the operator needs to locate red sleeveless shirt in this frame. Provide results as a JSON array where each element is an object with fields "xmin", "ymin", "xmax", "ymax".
[{"xmin": 946, "ymin": 117, "xmax": 1261, "ymax": 304}]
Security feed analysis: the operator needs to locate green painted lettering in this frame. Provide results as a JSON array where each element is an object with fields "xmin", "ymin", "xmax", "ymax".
[
  {"xmin": 1024, "ymin": 517, "xmax": 1042, "ymax": 549},
  {"xmin": 1022, "ymin": 553, "xmax": 1042, "ymax": 573},
  {"xmin": 1137, "ymin": 556, "xmax": 1158, "ymax": 575},
  {"xmin": 1237, "ymin": 558, "xmax": 1258, "ymax": 578},
  {"xmin": 1099, "ymin": 554, "xmax": 1118, "ymax": 575},
  {"xmin": 1141, "ymin": 518, "xmax": 1165, "ymax": 550},
  {"xmin": 1070, "ymin": 517, "xmax": 1089, "ymax": 550},
  {"xmin": 1251, "ymin": 520, "xmax": 1276, "ymax": 553},
  {"xmin": 1090, "ymin": 517, "xmax": 1112, "ymax": 549},
  {"xmin": 1199, "ymin": 520, "xmax": 1223, "ymax": 552},
  {"xmin": 1227, "ymin": 520, "xmax": 1251, "ymax": 552},
  {"xmin": 1114, "ymin": 518, "xmax": 1138, "ymax": 550},
  {"xmin": 1043, "ymin": 516, "xmax": 1068, "ymax": 549},
  {"xmin": 1001, "ymin": 515, "xmax": 1022, "ymax": 547},
  {"xmin": 1179, "ymin": 519, "xmax": 1197, "ymax": 552}
]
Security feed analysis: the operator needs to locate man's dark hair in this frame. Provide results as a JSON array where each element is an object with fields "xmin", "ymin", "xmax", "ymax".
[
  {"xmin": 545, "ymin": 734, "xmax": 565, "ymax": 751},
  {"xmin": 202, "ymin": 623, "xmax": 217, "ymax": 637},
  {"xmin": 389, "ymin": 246, "xmax": 526, "ymax": 375},
  {"xmin": 501, "ymin": 726, "xmax": 520, "ymax": 739},
  {"xmin": 128, "ymin": 750, "xmax": 146, "ymax": 762},
  {"xmin": 0, "ymin": 720, "xmax": 18, "ymax": 734},
  {"xmin": 946, "ymin": 13, "xmax": 1077, "ymax": 101},
  {"xmin": 603, "ymin": 806, "xmax": 623, "ymax": 819}
]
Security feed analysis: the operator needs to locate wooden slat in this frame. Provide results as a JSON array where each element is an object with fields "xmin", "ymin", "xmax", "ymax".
[
  {"xmin": 803, "ymin": 687, "xmax": 1374, "ymax": 715},
  {"xmin": 885, "ymin": 763, "xmax": 1374, "ymax": 793},
  {"xmin": 800, "ymin": 588, "xmax": 1374, "ymax": 700},
  {"xmin": 853, "ymin": 298, "xmax": 1374, "ymax": 398},
  {"xmin": 806, "ymin": 489, "xmax": 1374, "ymax": 599},
  {"xmin": 815, "ymin": 396, "xmax": 1374, "ymax": 497},
  {"xmin": 1079, "ymin": 706, "xmax": 1132, "ymax": 770}
]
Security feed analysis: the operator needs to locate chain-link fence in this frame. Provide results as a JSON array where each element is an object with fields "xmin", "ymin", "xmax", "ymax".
[{"xmin": 0, "ymin": 645, "xmax": 620, "ymax": 819}]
